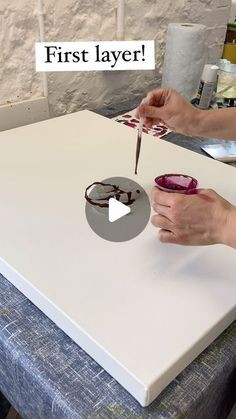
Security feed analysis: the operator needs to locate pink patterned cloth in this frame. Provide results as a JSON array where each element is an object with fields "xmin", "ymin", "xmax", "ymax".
[{"xmin": 114, "ymin": 113, "xmax": 172, "ymax": 139}]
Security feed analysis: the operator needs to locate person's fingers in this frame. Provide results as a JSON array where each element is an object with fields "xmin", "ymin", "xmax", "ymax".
[
  {"xmin": 133, "ymin": 113, "xmax": 163, "ymax": 128},
  {"xmin": 146, "ymin": 90, "xmax": 162, "ymax": 108},
  {"xmin": 145, "ymin": 117, "xmax": 164, "ymax": 127},
  {"xmin": 158, "ymin": 229, "xmax": 177, "ymax": 243},
  {"xmin": 144, "ymin": 117, "xmax": 152, "ymax": 127},
  {"xmin": 195, "ymin": 188, "xmax": 214, "ymax": 195},
  {"xmin": 135, "ymin": 96, "xmax": 148, "ymax": 118},
  {"xmin": 139, "ymin": 104, "xmax": 166, "ymax": 121},
  {"xmin": 151, "ymin": 188, "xmax": 165, "ymax": 204},
  {"xmin": 151, "ymin": 214, "xmax": 173, "ymax": 231},
  {"xmin": 134, "ymin": 108, "xmax": 140, "ymax": 119},
  {"xmin": 135, "ymin": 110, "xmax": 162, "ymax": 127},
  {"xmin": 146, "ymin": 89, "xmax": 157, "ymax": 102},
  {"xmin": 152, "ymin": 202, "xmax": 172, "ymax": 218},
  {"xmin": 195, "ymin": 188, "xmax": 217, "ymax": 203},
  {"xmin": 151, "ymin": 188, "xmax": 178, "ymax": 207},
  {"xmin": 146, "ymin": 88, "xmax": 170, "ymax": 107},
  {"xmin": 136, "ymin": 88, "xmax": 172, "ymax": 126}
]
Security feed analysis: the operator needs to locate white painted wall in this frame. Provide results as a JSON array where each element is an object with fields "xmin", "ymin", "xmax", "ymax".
[{"xmin": 0, "ymin": 0, "xmax": 231, "ymax": 118}]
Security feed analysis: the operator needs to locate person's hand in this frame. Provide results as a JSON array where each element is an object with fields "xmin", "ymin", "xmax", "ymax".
[
  {"xmin": 151, "ymin": 188, "xmax": 236, "ymax": 246},
  {"xmin": 136, "ymin": 88, "xmax": 201, "ymax": 136}
]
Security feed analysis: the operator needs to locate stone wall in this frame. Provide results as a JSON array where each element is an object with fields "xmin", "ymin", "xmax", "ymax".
[{"xmin": 0, "ymin": 0, "xmax": 231, "ymax": 117}]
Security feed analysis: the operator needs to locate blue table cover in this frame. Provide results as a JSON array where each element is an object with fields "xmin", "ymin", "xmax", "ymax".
[{"xmin": 0, "ymin": 273, "xmax": 235, "ymax": 418}]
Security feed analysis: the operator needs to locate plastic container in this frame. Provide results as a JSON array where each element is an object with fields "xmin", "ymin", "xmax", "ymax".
[{"xmin": 154, "ymin": 174, "xmax": 198, "ymax": 194}]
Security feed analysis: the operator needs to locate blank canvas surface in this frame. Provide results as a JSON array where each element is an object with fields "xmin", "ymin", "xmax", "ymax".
[{"xmin": 0, "ymin": 110, "xmax": 235, "ymax": 406}]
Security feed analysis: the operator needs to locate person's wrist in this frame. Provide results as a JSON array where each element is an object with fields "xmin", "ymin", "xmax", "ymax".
[
  {"xmin": 218, "ymin": 205, "xmax": 236, "ymax": 248},
  {"xmin": 186, "ymin": 108, "xmax": 204, "ymax": 137}
]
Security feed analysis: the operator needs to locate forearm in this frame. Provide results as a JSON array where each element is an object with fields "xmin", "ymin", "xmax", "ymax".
[
  {"xmin": 191, "ymin": 108, "xmax": 236, "ymax": 141},
  {"xmin": 221, "ymin": 206, "xmax": 236, "ymax": 249}
]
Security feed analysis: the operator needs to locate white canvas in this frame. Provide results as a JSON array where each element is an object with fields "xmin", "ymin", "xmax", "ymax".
[{"xmin": 0, "ymin": 110, "xmax": 235, "ymax": 406}]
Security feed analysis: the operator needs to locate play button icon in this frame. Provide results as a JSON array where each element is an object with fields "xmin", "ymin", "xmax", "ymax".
[
  {"xmin": 108, "ymin": 198, "xmax": 131, "ymax": 222},
  {"xmin": 85, "ymin": 176, "xmax": 151, "ymax": 242}
]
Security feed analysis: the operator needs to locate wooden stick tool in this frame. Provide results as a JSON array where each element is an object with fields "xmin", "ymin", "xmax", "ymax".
[{"xmin": 135, "ymin": 98, "xmax": 146, "ymax": 175}]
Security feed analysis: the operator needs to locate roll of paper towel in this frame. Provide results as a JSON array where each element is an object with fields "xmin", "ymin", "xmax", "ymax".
[{"xmin": 162, "ymin": 23, "xmax": 207, "ymax": 99}]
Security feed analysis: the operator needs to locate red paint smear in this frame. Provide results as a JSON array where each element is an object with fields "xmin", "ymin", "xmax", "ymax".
[{"xmin": 124, "ymin": 121, "xmax": 136, "ymax": 128}]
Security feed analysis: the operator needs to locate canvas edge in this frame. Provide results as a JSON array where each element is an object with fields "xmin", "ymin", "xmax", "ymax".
[{"xmin": 0, "ymin": 258, "xmax": 149, "ymax": 407}]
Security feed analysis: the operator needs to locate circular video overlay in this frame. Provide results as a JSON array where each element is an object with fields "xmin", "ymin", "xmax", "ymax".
[{"xmin": 85, "ymin": 176, "xmax": 151, "ymax": 242}]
